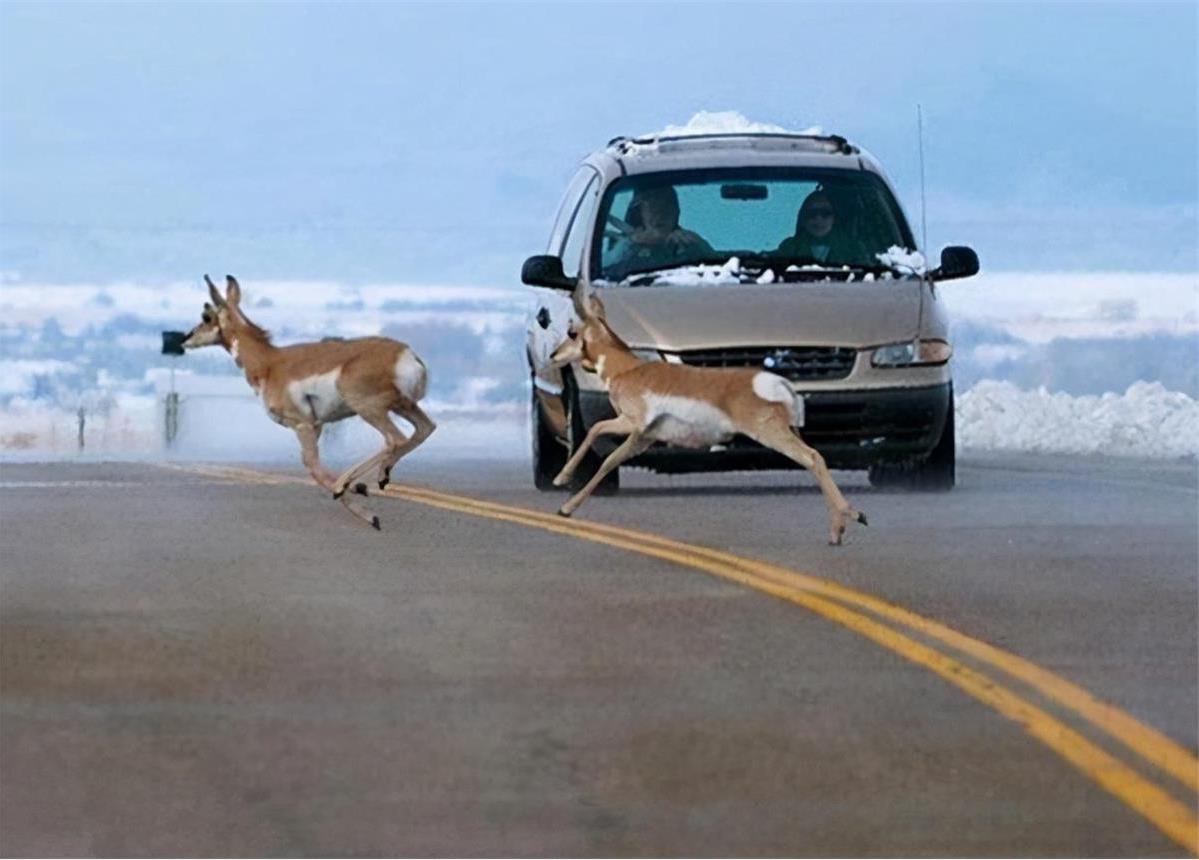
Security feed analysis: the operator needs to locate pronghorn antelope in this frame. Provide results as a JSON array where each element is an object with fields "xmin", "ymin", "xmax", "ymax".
[
  {"xmin": 550, "ymin": 286, "xmax": 867, "ymax": 545},
  {"xmin": 181, "ymin": 275, "xmax": 436, "ymax": 529}
]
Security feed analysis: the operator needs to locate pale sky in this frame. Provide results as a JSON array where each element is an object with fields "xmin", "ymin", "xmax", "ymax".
[{"xmin": 1, "ymin": 0, "xmax": 1195, "ymax": 284}]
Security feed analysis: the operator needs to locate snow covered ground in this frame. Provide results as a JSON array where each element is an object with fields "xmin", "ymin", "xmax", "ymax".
[
  {"xmin": 957, "ymin": 380, "xmax": 1197, "ymax": 459},
  {"xmin": 0, "ymin": 271, "xmax": 1195, "ymax": 462}
]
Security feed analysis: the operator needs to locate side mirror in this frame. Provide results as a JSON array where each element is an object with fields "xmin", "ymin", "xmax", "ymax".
[
  {"xmin": 161, "ymin": 330, "xmax": 187, "ymax": 356},
  {"xmin": 521, "ymin": 255, "xmax": 577, "ymax": 291},
  {"xmin": 928, "ymin": 246, "xmax": 979, "ymax": 282}
]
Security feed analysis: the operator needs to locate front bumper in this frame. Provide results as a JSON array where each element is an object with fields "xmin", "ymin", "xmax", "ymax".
[{"xmin": 578, "ymin": 382, "xmax": 951, "ymax": 472}]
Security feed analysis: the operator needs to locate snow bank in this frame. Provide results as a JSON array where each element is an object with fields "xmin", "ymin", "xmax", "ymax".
[
  {"xmin": 0, "ymin": 393, "xmax": 159, "ymax": 455},
  {"xmin": 957, "ymin": 380, "xmax": 1198, "ymax": 459}
]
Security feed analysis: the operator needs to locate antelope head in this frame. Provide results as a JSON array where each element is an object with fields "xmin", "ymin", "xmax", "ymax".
[
  {"xmin": 182, "ymin": 275, "xmax": 244, "ymax": 351},
  {"xmin": 549, "ymin": 284, "xmax": 626, "ymax": 373}
]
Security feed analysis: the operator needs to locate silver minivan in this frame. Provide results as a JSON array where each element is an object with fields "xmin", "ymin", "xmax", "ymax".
[{"xmin": 523, "ymin": 131, "xmax": 978, "ymax": 493}]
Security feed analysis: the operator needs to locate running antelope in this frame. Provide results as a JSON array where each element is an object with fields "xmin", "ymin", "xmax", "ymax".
[
  {"xmin": 181, "ymin": 275, "xmax": 436, "ymax": 529},
  {"xmin": 550, "ymin": 286, "xmax": 867, "ymax": 545}
]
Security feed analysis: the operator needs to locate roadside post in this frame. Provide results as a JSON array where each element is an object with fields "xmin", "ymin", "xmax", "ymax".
[{"xmin": 160, "ymin": 331, "xmax": 187, "ymax": 448}]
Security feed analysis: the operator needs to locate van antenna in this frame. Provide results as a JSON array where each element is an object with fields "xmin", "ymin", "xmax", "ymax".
[{"xmin": 917, "ymin": 103, "xmax": 928, "ymax": 253}]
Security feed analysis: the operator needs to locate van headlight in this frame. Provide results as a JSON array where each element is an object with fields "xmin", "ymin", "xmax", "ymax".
[{"xmin": 871, "ymin": 339, "xmax": 952, "ymax": 367}]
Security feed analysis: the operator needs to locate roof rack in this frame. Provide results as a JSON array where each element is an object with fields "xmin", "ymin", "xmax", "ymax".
[{"xmin": 608, "ymin": 132, "xmax": 858, "ymax": 156}]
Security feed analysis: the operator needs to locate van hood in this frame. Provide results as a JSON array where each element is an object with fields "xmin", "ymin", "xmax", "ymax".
[{"xmin": 597, "ymin": 281, "xmax": 923, "ymax": 351}]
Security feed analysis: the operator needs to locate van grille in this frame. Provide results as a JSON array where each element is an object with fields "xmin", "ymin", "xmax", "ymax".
[{"xmin": 673, "ymin": 346, "xmax": 857, "ymax": 381}]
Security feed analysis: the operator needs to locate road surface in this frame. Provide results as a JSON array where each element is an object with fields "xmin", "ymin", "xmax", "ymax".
[{"xmin": 1, "ymin": 454, "xmax": 1196, "ymax": 856}]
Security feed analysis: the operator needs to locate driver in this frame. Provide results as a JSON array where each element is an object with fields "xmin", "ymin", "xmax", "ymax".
[{"xmin": 607, "ymin": 185, "xmax": 713, "ymax": 275}]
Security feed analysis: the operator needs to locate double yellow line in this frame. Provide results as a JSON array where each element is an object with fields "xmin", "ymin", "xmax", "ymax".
[{"xmin": 171, "ymin": 464, "xmax": 1199, "ymax": 852}]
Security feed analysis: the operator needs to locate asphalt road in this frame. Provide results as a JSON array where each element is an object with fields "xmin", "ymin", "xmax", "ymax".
[{"xmin": 1, "ymin": 454, "xmax": 1196, "ymax": 856}]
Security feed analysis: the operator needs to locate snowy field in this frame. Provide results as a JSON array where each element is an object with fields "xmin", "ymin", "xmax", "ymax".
[{"xmin": 0, "ymin": 271, "xmax": 1195, "ymax": 463}]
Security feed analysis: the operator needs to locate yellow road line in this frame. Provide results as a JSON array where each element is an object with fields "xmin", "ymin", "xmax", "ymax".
[
  {"xmin": 379, "ymin": 484, "xmax": 1198, "ymax": 853},
  {"xmin": 391, "ymin": 482, "xmax": 1199, "ymax": 796},
  {"xmin": 162, "ymin": 464, "xmax": 1199, "ymax": 851},
  {"xmin": 171, "ymin": 464, "xmax": 1199, "ymax": 791}
]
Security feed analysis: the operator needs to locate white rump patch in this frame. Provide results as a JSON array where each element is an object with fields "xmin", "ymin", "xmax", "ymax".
[
  {"xmin": 643, "ymin": 393, "xmax": 736, "ymax": 448},
  {"xmin": 753, "ymin": 372, "xmax": 804, "ymax": 427},
  {"xmin": 287, "ymin": 369, "xmax": 346, "ymax": 422},
  {"xmin": 394, "ymin": 350, "xmax": 427, "ymax": 401}
]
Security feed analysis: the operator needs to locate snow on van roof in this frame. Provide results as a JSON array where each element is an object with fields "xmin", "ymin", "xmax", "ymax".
[{"xmin": 640, "ymin": 111, "xmax": 823, "ymax": 139}]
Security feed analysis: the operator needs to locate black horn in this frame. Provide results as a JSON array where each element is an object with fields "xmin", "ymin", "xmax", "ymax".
[{"xmin": 205, "ymin": 274, "xmax": 225, "ymax": 307}]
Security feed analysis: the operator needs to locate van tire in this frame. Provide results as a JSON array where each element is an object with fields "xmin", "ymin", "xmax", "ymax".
[
  {"xmin": 531, "ymin": 385, "xmax": 568, "ymax": 491},
  {"xmin": 869, "ymin": 389, "xmax": 955, "ymax": 492}
]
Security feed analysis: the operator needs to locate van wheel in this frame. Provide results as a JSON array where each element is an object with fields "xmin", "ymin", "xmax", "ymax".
[
  {"xmin": 531, "ymin": 386, "xmax": 568, "ymax": 491},
  {"xmin": 911, "ymin": 393, "xmax": 955, "ymax": 491},
  {"xmin": 869, "ymin": 390, "xmax": 955, "ymax": 492},
  {"xmin": 564, "ymin": 372, "xmax": 619, "ymax": 495}
]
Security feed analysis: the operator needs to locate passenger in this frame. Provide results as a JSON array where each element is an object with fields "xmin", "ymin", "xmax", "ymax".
[
  {"xmin": 608, "ymin": 185, "xmax": 713, "ymax": 275},
  {"xmin": 776, "ymin": 190, "xmax": 867, "ymax": 265}
]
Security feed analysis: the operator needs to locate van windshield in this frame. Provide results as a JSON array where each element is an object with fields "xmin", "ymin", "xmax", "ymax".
[{"xmin": 593, "ymin": 167, "xmax": 915, "ymax": 282}]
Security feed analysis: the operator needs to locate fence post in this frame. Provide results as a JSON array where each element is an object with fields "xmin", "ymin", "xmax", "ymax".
[{"xmin": 164, "ymin": 391, "xmax": 179, "ymax": 447}]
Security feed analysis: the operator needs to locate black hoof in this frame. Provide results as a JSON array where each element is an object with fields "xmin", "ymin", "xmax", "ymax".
[
  {"xmin": 332, "ymin": 488, "xmax": 345, "ymax": 500},
  {"xmin": 354, "ymin": 482, "xmax": 369, "ymax": 496},
  {"xmin": 557, "ymin": 508, "xmax": 572, "ymax": 518},
  {"xmin": 858, "ymin": 512, "xmax": 869, "ymax": 527},
  {"xmin": 378, "ymin": 478, "xmax": 390, "ymax": 490},
  {"xmin": 371, "ymin": 516, "xmax": 381, "ymax": 531}
]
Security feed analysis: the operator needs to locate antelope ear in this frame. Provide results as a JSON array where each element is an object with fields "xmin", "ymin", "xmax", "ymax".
[
  {"xmin": 205, "ymin": 275, "xmax": 225, "ymax": 308},
  {"xmin": 225, "ymin": 275, "xmax": 241, "ymax": 306},
  {"xmin": 572, "ymin": 283, "xmax": 596, "ymax": 320}
]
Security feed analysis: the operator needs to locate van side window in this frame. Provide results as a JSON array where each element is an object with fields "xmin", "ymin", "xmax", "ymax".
[
  {"xmin": 560, "ymin": 174, "xmax": 601, "ymax": 277},
  {"xmin": 547, "ymin": 167, "xmax": 600, "ymax": 256}
]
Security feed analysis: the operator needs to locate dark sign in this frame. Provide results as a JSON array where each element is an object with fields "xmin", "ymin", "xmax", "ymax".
[{"xmin": 161, "ymin": 330, "xmax": 187, "ymax": 356}]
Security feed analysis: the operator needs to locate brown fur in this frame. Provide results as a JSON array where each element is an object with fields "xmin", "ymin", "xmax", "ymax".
[
  {"xmin": 551, "ymin": 287, "xmax": 865, "ymax": 545},
  {"xmin": 183, "ymin": 275, "xmax": 436, "ymax": 529}
]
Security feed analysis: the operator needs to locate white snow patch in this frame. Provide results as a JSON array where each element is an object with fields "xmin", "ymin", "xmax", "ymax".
[
  {"xmin": 876, "ymin": 246, "xmax": 927, "ymax": 275},
  {"xmin": 0, "ymin": 393, "xmax": 158, "ymax": 455},
  {"xmin": 0, "ymin": 359, "xmax": 77, "ymax": 396},
  {"xmin": 969, "ymin": 344, "xmax": 1029, "ymax": 369},
  {"xmin": 957, "ymin": 380, "xmax": 1198, "ymax": 459},
  {"xmin": 644, "ymin": 111, "xmax": 823, "ymax": 139},
  {"xmin": 433, "ymin": 376, "xmax": 505, "ymax": 410},
  {"xmin": 0, "ymin": 279, "xmax": 525, "ymax": 336},
  {"xmin": 623, "ymin": 257, "xmax": 745, "ymax": 287},
  {"xmin": 941, "ymin": 272, "xmax": 1197, "ymax": 342}
]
